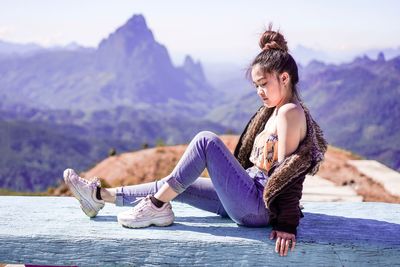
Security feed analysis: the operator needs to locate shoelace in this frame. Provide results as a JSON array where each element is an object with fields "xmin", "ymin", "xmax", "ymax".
[
  {"xmin": 130, "ymin": 196, "xmax": 151, "ymax": 213},
  {"xmin": 90, "ymin": 177, "xmax": 101, "ymax": 189},
  {"xmin": 76, "ymin": 173, "xmax": 101, "ymax": 189}
]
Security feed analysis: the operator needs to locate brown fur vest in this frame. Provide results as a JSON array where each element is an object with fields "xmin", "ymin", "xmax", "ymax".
[{"xmin": 233, "ymin": 102, "xmax": 328, "ymax": 208}]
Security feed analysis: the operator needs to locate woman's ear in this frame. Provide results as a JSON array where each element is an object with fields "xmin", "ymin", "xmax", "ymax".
[{"xmin": 280, "ymin": 72, "xmax": 290, "ymax": 86}]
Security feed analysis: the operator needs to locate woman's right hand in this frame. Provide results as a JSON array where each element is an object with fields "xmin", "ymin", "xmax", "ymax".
[{"xmin": 269, "ymin": 230, "xmax": 296, "ymax": 256}]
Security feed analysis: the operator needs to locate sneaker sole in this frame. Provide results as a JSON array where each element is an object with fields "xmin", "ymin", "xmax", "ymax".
[
  {"xmin": 64, "ymin": 170, "xmax": 102, "ymax": 218},
  {"xmin": 118, "ymin": 215, "xmax": 175, "ymax": 228}
]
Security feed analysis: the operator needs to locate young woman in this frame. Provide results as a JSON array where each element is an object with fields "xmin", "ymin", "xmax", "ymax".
[{"xmin": 64, "ymin": 25, "xmax": 327, "ymax": 257}]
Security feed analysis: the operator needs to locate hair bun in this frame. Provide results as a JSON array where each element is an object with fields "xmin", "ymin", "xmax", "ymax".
[{"xmin": 259, "ymin": 23, "xmax": 288, "ymax": 53}]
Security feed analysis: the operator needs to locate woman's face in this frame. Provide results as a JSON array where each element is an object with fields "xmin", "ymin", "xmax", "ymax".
[{"xmin": 251, "ymin": 64, "xmax": 286, "ymax": 108}]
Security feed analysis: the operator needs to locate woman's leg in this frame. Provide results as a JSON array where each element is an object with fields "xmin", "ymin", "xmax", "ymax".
[
  {"xmin": 100, "ymin": 188, "xmax": 116, "ymax": 203},
  {"xmin": 112, "ymin": 177, "xmax": 229, "ymax": 217},
  {"xmin": 125, "ymin": 130, "xmax": 268, "ymax": 227}
]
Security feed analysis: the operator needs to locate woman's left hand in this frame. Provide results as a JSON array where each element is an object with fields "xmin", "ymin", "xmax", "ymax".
[{"xmin": 269, "ymin": 230, "xmax": 296, "ymax": 256}]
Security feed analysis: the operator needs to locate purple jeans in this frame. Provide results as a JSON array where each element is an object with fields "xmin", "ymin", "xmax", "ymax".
[{"xmin": 115, "ymin": 131, "xmax": 270, "ymax": 227}]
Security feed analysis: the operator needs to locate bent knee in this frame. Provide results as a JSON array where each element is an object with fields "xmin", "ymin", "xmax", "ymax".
[{"xmin": 194, "ymin": 131, "xmax": 220, "ymax": 142}]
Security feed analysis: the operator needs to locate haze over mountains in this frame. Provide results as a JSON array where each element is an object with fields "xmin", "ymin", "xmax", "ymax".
[{"xmin": 0, "ymin": 14, "xmax": 399, "ymax": 192}]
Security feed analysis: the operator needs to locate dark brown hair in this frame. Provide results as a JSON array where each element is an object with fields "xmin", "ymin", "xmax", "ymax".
[{"xmin": 247, "ymin": 23, "xmax": 300, "ymax": 100}]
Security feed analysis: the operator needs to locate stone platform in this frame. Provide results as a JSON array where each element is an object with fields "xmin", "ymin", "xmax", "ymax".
[{"xmin": 0, "ymin": 196, "xmax": 399, "ymax": 266}]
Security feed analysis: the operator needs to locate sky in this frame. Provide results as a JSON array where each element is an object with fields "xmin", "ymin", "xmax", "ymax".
[{"xmin": 0, "ymin": 0, "xmax": 399, "ymax": 64}]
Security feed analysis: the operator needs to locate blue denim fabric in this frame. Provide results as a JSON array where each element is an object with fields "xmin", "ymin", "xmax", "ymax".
[{"xmin": 115, "ymin": 131, "xmax": 270, "ymax": 227}]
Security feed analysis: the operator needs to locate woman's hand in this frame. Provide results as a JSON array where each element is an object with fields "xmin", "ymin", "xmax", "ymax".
[{"xmin": 269, "ymin": 230, "xmax": 296, "ymax": 256}]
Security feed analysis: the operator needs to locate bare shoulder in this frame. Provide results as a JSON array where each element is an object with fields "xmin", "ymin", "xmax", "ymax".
[
  {"xmin": 275, "ymin": 103, "xmax": 307, "ymax": 157},
  {"xmin": 276, "ymin": 103, "xmax": 307, "ymax": 143},
  {"xmin": 276, "ymin": 103, "xmax": 304, "ymax": 121}
]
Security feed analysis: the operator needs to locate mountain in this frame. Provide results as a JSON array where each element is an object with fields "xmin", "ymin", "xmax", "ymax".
[
  {"xmin": 300, "ymin": 55, "xmax": 400, "ymax": 171},
  {"xmin": 292, "ymin": 45, "xmax": 400, "ymax": 65},
  {"xmin": 0, "ymin": 40, "xmax": 43, "ymax": 56},
  {"xmin": 0, "ymin": 40, "xmax": 85, "ymax": 58},
  {"xmin": 0, "ymin": 15, "xmax": 221, "ymax": 112},
  {"xmin": 362, "ymin": 47, "xmax": 400, "ymax": 62},
  {"xmin": 0, "ymin": 14, "xmax": 228, "ymax": 192},
  {"xmin": 292, "ymin": 45, "xmax": 334, "ymax": 65}
]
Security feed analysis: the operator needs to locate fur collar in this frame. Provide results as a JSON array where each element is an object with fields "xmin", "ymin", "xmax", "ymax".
[{"xmin": 233, "ymin": 102, "xmax": 328, "ymax": 208}]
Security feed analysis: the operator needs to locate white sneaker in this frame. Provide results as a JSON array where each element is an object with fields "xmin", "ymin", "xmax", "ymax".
[
  {"xmin": 117, "ymin": 195, "xmax": 175, "ymax": 228},
  {"xmin": 63, "ymin": 168, "xmax": 105, "ymax": 218}
]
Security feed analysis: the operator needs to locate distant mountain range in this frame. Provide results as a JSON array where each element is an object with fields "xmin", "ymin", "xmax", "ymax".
[
  {"xmin": 300, "ymin": 54, "xmax": 400, "ymax": 172},
  {"xmin": 0, "ymin": 15, "xmax": 221, "ymax": 112},
  {"xmin": 0, "ymin": 40, "xmax": 84, "ymax": 58},
  {"xmin": 0, "ymin": 40, "xmax": 43, "ymax": 56},
  {"xmin": 0, "ymin": 14, "xmax": 399, "ymax": 192},
  {"xmin": 291, "ymin": 44, "xmax": 400, "ymax": 65}
]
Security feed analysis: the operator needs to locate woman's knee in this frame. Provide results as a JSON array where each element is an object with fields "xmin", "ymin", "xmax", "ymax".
[{"xmin": 194, "ymin": 130, "xmax": 221, "ymax": 143}]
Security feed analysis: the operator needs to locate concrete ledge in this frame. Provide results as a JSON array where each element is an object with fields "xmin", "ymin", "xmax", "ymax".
[{"xmin": 0, "ymin": 196, "xmax": 399, "ymax": 266}]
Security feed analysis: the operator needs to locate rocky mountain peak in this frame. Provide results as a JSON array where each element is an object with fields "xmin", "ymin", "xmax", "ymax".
[
  {"xmin": 97, "ymin": 14, "xmax": 155, "ymax": 49},
  {"xmin": 182, "ymin": 55, "xmax": 206, "ymax": 81},
  {"xmin": 96, "ymin": 14, "xmax": 157, "ymax": 71},
  {"xmin": 377, "ymin": 51, "xmax": 385, "ymax": 62},
  {"xmin": 117, "ymin": 14, "xmax": 154, "ymax": 43},
  {"xmin": 354, "ymin": 54, "xmax": 373, "ymax": 65}
]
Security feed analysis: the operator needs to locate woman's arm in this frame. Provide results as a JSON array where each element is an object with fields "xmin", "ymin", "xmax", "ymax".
[
  {"xmin": 269, "ymin": 176, "xmax": 304, "ymax": 233},
  {"xmin": 269, "ymin": 103, "xmax": 305, "ymax": 256},
  {"xmin": 276, "ymin": 103, "xmax": 304, "ymax": 163},
  {"xmin": 268, "ymin": 175, "xmax": 304, "ymax": 256}
]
